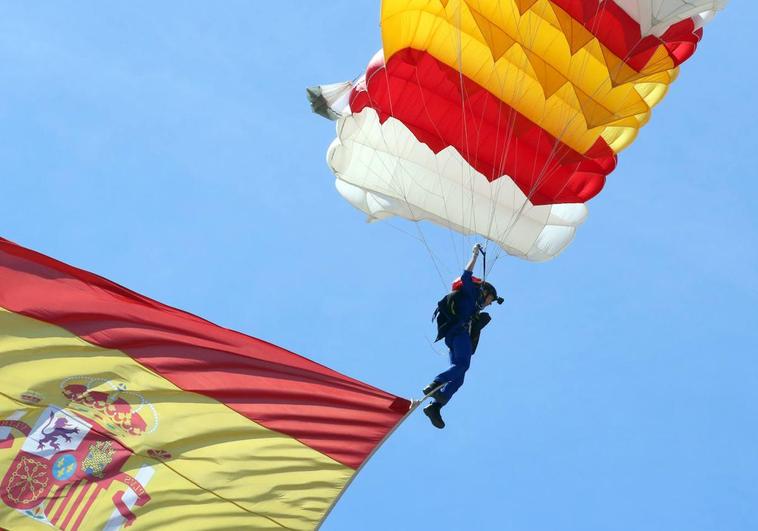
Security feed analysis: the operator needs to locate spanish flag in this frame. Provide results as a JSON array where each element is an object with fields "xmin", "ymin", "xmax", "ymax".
[{"xmin": 0, "ymin": 237, "xmax": 411, "ymax": 530}]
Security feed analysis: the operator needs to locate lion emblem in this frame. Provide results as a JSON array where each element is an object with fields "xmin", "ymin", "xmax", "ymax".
[{"xmin": 35, "ymin": 412, "xmax": 80, "ymax": 451}]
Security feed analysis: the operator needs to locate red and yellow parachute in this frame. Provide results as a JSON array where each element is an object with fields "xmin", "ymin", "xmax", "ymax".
[{"xmin": 310, "ymin": 0, "xmax": 728, "ymax": 261}]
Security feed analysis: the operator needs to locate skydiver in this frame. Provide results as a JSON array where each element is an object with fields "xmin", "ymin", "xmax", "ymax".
[{"xmin": 422, "ymin": 244, "xmax": 503, "ymax": 429}]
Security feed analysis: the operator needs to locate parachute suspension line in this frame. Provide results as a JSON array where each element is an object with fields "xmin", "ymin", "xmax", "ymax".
[
  {"xmin": 471, "ymin": 0, "xmax": 523, "ymax": 262},
  {"xmin": 373, "ymin": 29, "xmax": 457, "ymax": 284},
  {"xmin": 360, "ymin": 4, "xmax": 471, "ymax": 281},
  {"xmin": 489, "ymin": 0, "xmax": 615, "ymax": 271},
  {"xmin": 488, "ymin": 0, "xmax": 614, "ymax": 269},
  {"xmin": 442, "ymin": 0, "xmax": 471, "ymax": 271},
  {"xmin": 482, "ymin": 45, "xmax": 523, "ymax": 267},
  {"xmin": 488, "ymin": 116, "xmax": 576, "ymax": 270},
  {"xmin": 359, "ymin": 54, "xmax": 433, "ymax": 257},
  {"xmin": 379, "ymin": 217, "xmax": 457, "ymax": 288},
  {"xmin": 505, "ymin": 0, "xmax": 629, "ymax": 267},
  {"xmin": 455, "ymin": 1, "xmax": 479, "ymax": 266},
  {"xmin": 450, "ymin": 0, "xmax": 514, "ymax": 270},
  {"xmin": 492, "ymin": 0, "xmax": 598, "ymax": 267},
  {"xmin": 472, "ymin": 0, "xmax": 565, "ymax": 267},
  {"xmin": 483, "ymin": 0, "xmax": 537, "ymax": 250},
  {"xmin": 355, "ymin": 140, "xmax": 450, "ymax": 289},
  {"xmin": 485, "ymin": 1, "xmax": 564, "ymax": 265},
  {"xmin": 361, "ymin": 50, "xmax": 453, "ymax": 289},
  {"xmin": 411, "ymin": 65, "xmax": 468, "ymax": 275}
]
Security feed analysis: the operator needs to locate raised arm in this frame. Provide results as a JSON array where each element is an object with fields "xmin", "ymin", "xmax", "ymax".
[{"xmin": 465, "ymin": 244, "xmax": 481, "ymax": 273}]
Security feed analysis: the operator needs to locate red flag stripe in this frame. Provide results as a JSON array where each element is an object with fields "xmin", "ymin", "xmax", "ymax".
[
  {"xmin": 70, "ymin": 485, "xmax": 100, "ymax": 531},
  {"xmin": 45, "ymin": 484, "xmax": 67, "ymax": 519},
  {"xmin": 50, "ymin": 482, "xmax": 76, "ymax": 526},
  {"xmin": 60, "ymin": 481, "xmax": 91, "ymax": 531}
]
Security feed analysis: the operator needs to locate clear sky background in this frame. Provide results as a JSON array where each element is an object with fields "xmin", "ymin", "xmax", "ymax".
[{"xmin": 1, "ymin": 2, "xmax": 755, "ymax": 530}]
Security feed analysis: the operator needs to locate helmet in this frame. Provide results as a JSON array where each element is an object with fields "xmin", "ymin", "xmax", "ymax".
[{"xmin": 481, "ymin": 281, "xmax": 504, "ymax": 305}]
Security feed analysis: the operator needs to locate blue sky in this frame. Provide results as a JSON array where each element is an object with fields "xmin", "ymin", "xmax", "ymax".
[{"xmin": 1, "ymin": 2, "xmax": 756, "ymax": 530}]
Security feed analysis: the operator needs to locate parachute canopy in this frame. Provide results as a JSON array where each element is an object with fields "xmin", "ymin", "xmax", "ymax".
[
  {"xmin": 0, "ymin": 237, "xmax": 410, "ymax": 530},
  {"xmin": 311, "ymin": 0, "xmax": 728, "ymax": 261}
]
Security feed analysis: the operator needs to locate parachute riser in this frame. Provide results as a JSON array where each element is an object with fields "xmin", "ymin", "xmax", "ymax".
[{"xmin": 477, "ymin": 243, "xmax": 487, "ymax": 282}]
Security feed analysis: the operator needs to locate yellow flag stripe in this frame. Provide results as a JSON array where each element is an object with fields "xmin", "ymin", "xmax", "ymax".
[{"xmin": 0, "ymin": 308, "xmax": 352, "ymax": 530}]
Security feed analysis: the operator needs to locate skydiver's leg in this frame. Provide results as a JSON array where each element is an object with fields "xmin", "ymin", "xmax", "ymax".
[{"xmin": 433, "ymin": 332, "xmax": 472, "ymax": 405}]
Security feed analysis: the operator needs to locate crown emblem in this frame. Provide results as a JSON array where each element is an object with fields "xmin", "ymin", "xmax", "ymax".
[{"xmin": 60, "ymin": 377, "xmax": 158, "ymax": 437}]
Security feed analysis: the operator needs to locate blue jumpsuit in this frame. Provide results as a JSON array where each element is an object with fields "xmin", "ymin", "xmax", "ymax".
[{"xmin": 433, "ymin": 270, "xmax": 480, "ymax": 406}]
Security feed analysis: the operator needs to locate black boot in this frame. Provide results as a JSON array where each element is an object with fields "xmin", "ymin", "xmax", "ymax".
[
  {"xmin": 423, "ymin": 402, "xmax": 445, "ymax": 429},
  {"xmin": 422, "ymin": 382, "xmax": 444, "ymax": 401}
]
